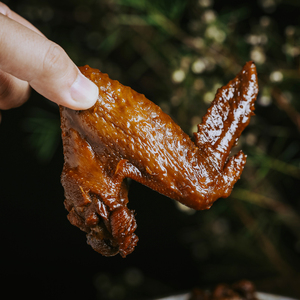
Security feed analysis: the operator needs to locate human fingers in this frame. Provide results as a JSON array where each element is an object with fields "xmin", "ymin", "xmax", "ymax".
[
  {"xmin": 0, "ymin": 12, "xmax": 99, "ymax": 110},
  {"xmin": 0, "ymin": 69, "xmax": 30, "ymax": 110},
  {"xmin": 0, "ymin": 2, "xmax": 44, "ymax": 36},
  {"xmin": 0, "ymin": 2, "xmax": 38, "ymax": 110}
]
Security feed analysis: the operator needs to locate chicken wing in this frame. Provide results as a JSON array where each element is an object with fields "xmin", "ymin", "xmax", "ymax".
[{"xmin": 60, "ymin": 62, "xmax": 258, "ymax": 257}]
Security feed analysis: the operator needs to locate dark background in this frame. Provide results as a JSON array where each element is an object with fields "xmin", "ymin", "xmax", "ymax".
[{"xmin": 1, "ymin": 0, "xmax": 300, "ymax": 299}]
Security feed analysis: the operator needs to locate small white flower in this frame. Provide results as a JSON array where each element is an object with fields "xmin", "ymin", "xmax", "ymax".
[
  {"xmin": 246, "ymin": 34, "xmax": 261, "ymax": 45},
  {"xmin": 270, "ymin": 71, "xmax": 283, "ymax": 82},
  {"xmin": 198, "ymin": 0, "xmax": 213, "ymax": 8},
  {"xmin": 260, "ymin": 16, "xmax": 271, "ymax": 27},
  {"xmin": 250, "ymin": 47, "xmax": 266, "ymax": 64},
  {"xmin": 260, "ymin": 0, "xmax": 276, "ymax": 12},
  {"xmin": 258, "ymin": 95, "xmax": 272, "ymax": 106},
  {"xmin": 192, "ymin": 37, "xmax": 205, "ymax": 50},
  {"xmin": 172, "ymin": 69, "xmax": 186, "ymax": 83},
  {"xmin": 213, "ymin": 82, "xmax": 222, "ymax": 94},
  {"xmin": 205, "ymin": 25, "xmax": 226, "ymax": 43},
  {"xmin": 246, "ymin": 34, "xmax": 268, "ymax": 45},
  {"xmin": 203, "ymin": 91, "xmax": 215, "ymax": 104},
  {"xmin": 282, "ymin": 44, "xmax": 300, "ymax": 57},
  {"xmin": 245, "ymin": 133, "xmax": 257, "ymax": 146},
  {"xmin": 193, "ymin": 78, "xmax": 205, "ymax": 91},
  {"xmin": 260, "ymin": 0, "xmax": 275, "ymax": 8},
  {"xmin": 202, "ymin": 10, "xmax": 216, "ymax": 23},
  {"xmin": 192, "ymin": 59, "xmax": 206, "ymax": 74},
  {"xmin": 285, "ymin": 26, "xmax": 295, "ymax": 36}
]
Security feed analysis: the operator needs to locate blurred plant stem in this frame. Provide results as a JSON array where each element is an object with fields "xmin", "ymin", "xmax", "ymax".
[
  {"xmin": 231, "ymin": 188, "xmax": 300, "ymax": 239},
  {"xmin": 232, "ymin": 199, "xmax": 300, "ymax": 295},
  {"xmin": 272, "ymin": 87, "xmax": 300, "ymax": 133}
]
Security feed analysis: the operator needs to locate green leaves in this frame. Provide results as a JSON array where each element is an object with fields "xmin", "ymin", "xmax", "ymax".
[{"xmin": 22, "ymin": 108, "xmax": 61, "ymax": 163}]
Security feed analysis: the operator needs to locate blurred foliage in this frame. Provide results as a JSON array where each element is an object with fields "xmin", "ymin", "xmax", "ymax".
[
  {"xmin": 4, "ymin": 0, "xmax": 300, "ymax": 298},
  {"xmin": 22, "ymin": 107, "xmax": 61, "ymax": 163}
]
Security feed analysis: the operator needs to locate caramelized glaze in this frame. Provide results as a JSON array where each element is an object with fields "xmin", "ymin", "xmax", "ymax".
[{"xmin": 60, "ymin": 62, "xmax": 258, "ymax": 257}]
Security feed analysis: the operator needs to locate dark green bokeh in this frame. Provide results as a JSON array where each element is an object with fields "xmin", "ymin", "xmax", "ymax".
[{"xmin": 1, "ymin": 0, "xmax": 300, "ymax": 299}]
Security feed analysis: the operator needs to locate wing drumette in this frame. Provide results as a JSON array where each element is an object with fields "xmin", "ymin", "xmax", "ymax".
[{"xmin": 60, "ymin": 62, "xmax": 258, "ymax": 257}]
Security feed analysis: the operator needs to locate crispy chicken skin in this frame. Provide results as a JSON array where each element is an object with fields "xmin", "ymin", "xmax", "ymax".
[{"xmin": 60, "ymin": 62, "xmax": 258, "ymax": 257}]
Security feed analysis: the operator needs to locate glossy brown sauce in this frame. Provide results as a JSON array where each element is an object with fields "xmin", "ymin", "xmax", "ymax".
[{"xmin": 60, "ymin": 62, "xmax": 258, "ymax": 257}]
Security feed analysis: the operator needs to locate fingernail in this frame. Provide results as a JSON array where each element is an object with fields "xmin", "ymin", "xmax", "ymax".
[{"xmin": 70, "ymin": 72, "xmax": 98, "ymax": 109}]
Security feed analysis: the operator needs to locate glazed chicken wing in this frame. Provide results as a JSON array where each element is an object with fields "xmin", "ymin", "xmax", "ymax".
[{"xmin": 60, "ymin": 62, "xmax": 258, "ymax": 257}]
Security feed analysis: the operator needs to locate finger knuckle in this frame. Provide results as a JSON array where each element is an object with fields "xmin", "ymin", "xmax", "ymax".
[{"xmin": 43, "ymin": 42, "xmax": 66, "ymax": 74}]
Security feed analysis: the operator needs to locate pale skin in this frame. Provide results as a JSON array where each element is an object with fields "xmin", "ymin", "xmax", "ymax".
[{"xmin": 0, "ymin": 2, "xmax": 99, "ymax": 121}]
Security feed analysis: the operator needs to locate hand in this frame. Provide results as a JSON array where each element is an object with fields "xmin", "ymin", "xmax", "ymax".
[{"xmin": 0, "ymin": 2, "xmax": 99, "ymax": 114}]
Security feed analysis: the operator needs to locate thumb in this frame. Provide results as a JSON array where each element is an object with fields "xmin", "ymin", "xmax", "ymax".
[
  {"xmin": 30, "ymin": 44, "xmax": 99, "ymax": 110},
  {"xmin": 0, "ymin": 12, "xmax": 99, "ymax": 110}
]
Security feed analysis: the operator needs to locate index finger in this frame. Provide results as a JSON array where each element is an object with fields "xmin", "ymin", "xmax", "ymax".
[
  {"xmin": 0, "ymin": 2, "xmax": 44, "ymax": 36},
  {"xmin": 0, "ymin": 12, "xmax": 98, "ymax": 109}
]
